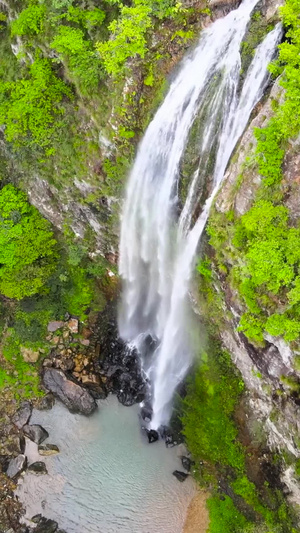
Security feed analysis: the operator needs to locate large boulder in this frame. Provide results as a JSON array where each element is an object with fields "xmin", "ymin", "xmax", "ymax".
[
  {"xmin": 12, "ymin": 401, "xmax": 32, "ymax": 429},
  {"xmin": 23, "ymin": 424, "xmax": 49, "ymax": 445},
  {"xmin": 43, "ymin": 368, "xmax": 97, "ymax": 415},
  {"xmin": 6, "ymin": 454, "xmax": 27, "ymax": 478}
]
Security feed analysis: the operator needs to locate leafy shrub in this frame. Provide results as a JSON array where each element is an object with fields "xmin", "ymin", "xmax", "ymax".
[
  {"xmin": 254, "ymin": 0, "xmax": 300, "ymax": 186},
  {"xmin": 97, "ymin": 0, "xmax": 152, "ymax": 76},
  {"xmin": 0, "ymin": 185, "xmax": 57, "ymax": 299},
  {"xmin": 11, "ymin": 5, "xmax": 46, "ymax": 36},
  {"xmin": 51, "ymin": 26, "xmax": 103, "ymax": 93},
  {"xmin": 0, "ymin": 56, "xmax": 73, "ymax": 151}
]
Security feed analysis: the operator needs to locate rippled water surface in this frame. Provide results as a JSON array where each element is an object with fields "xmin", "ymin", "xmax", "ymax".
[{"xmin": 17, "ymin": 395, "xmax": 196, "ymax": 533}]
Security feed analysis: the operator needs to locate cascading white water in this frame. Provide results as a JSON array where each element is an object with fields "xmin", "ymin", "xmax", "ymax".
[{"xmin": 119, "ymin": 0, "xmax": 282, "ymax": 430}]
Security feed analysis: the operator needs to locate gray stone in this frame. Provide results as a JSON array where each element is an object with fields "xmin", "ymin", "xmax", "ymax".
[
  {"xmin": 67, "ymin": 318, "xmax": 79, "ymax": 334},
  {"xmin": 12, "ymin": 401, "xmax": 32, "ymax": 429},
  {"xmin": 6, "ymin": 454, "xmax": 27, "ymax": 478},
  {"xmin": 20, "ymin": 346, "xmax": 39, "ymax": 363},
  {"xmin": 23, "ymin": 424, "xmax": 49, "ymax": 445},
  {"xmin": 38, "ymin": 444, "xmax": 60, "ymax": 456},
  {"xmin": 47, "ymin": 321, "xmax": 64, "ymax": 333},
  {"xmin": 43, "ymin": 368, "xmax": 97, "ymax": 415},
  {"xmin": 28, "ymin": 461, "xmax": 48, "ymax": 475}
]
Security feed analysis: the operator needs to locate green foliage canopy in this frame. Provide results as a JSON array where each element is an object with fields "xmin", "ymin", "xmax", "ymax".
[
  {"xmin": 0, "ymin": 185, "xmax": 57, "ymax": 299},
  {"xmin": 0, "ymin": 56, "xmax": 73, "ymax": 152},
  {"xmin": 97, "ymin": 0, "xmax": 153, "ymax": 76}
]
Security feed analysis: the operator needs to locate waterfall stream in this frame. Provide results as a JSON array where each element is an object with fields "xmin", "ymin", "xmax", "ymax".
[{"xmin": 119, "ymin": 0, "xmax": 282, "ymax": 430}]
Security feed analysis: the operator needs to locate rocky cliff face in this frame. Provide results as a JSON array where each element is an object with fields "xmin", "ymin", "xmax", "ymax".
[
  {"xmin": 192, "ymin": 27, "xmax": 300, "ymax": 505},
  {"xmin": 1, "ymin": 0, "xmax": 276, "ymax": 263}
]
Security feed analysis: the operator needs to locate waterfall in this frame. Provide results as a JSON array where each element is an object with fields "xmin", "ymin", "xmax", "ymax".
[{"xmin": 119, "ymin": 0, "xmax": 282, "ymax": 430}]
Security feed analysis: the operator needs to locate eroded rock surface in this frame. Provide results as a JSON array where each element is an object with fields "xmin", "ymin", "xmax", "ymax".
[
  {"xmin": 6, "ymin": 455, "xmax": 27, "ymax": 479},
  {"xmin": 23, "ymin": 425, "xmax": 49, "ymax": 445},
  {"xmin": 12, "ymin": 402, "xmax": 32, "ymax": 429},
  {"xmin": 43, "ymin": 368, "xmax": 97, "ymax": 415}
]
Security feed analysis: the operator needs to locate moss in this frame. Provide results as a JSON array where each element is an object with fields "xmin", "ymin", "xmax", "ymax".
[
  {"xmin": 182, "ymin": 346, "xmax": 246, "ymax": 474},
  {"xmin": 240, "ymin": 11, "xmax": 275, "ymax": 77}
]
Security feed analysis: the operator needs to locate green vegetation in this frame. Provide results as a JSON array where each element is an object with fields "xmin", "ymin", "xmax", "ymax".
[
  {"xmin": 182, "ymin": 344, "xmax": 298, "ymax": 532},
  {"xmin": 0, "ymin": 185, "xmax": 57, "ymax": 299},
  {"xmin": 96, "ymin": 1, "xmax": 152, "ymax": 76},
  {"xmin": 182, "ymin": 349, "xmax": 245, "ymax": 472},
  {"xmin": 207, "ymin": 495, "xmax": 252, "ymax": 533},
  {"xmin": 255, "ymin": 0, "xmax": 300, "ymax": 186},
  {"xmin": 0, "ymin": 56, "xmax": 73, "ymax": 152},
  {"xmin": 240, "ymin": 11, "xmax": 275, "ymax": 76},
  {"xmin": 204, "ymin": 0, "xmax": 300, "ymax": 346}
]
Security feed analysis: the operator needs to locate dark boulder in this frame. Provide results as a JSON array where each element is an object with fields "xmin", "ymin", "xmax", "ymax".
[
  {"xmin": 38, "ymin": 444, "xmax": 59, "ymax": 456},
  {"xmin": 33, "ymin": 516, "xmax": 58, "ymax": 533},
  {"xmin": 146, "ymin": 429, "xmax": 159, "ymax": 443},
  {"xmin": 181, "ymin": 456, "xmax": 193, "ymax": 472},
  {"xmin": 23, "ymin": 424, "xmax": 49, "ymax": 445},
  {"xmin": 172, "ymin": 470, "xmax": 189, "ymax": 482},
  {"xmin": 28, "ymin": 462, "xmax": 48, "ymax": 475},
  {"xmin": 43, "ymin": 368, "xmax": 97, "ymax": 415},
  {"xmin": 6, "ymin": 454, "xmax": 27, "ymax": 478},
  {"xmin": 12, "ymin": 401, "xmax": 32, "ymax": 429}
]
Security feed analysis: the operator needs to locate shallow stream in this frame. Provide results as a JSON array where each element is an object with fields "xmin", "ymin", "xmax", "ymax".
[{"xmin": 17, "ymin": 395, "xmax": 196, "ymax": 533}]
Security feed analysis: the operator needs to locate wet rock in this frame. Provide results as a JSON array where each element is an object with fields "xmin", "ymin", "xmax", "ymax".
[
  {"xmin": 43, "ymin": 368, "xmax": 97, "ymax": 415},
  {"xmin": 141, "ymin": 404, "xmax": 152, "ymax": 422},
  {"xmin": 47, "ymin": 321, "xmax": 64, "ymax": 333},
  {"xmin": 28, "ymin": 462, "xmax": 48, "ymax": 475},
  {"xmin": 6, "ymin": 454, "xmax": 27, "ymax": 478},
  {"xmin": 81, "ymin": 374, "xmax": 107, "ymax": 399},
  {"xmin": 93, "ymin": 304, "xmax": 148, "ymax": 406},
  {"xmin": 160, "ymin": 427, "xmax": 178, "ymax": 447},
  {"xmin": 67, "ymin": 318, "xmax": 79, "ymax": 334},
  {"xmin": 143, "ymin": 334, "xmax": 158, "ymax": 357},
  {"xmin": 20, "ymin": 346, "xmax": 39, "ymax": 363},
  {"xmin": 172, "ymin": 470, "xmax": 189, "ymax": 482},
  {"xmin": 12, "ymin": 401, "xmax": 32, "ymax": 429},
  {"xmin": 181, "ymin": 456, "xmax": 193, "ymax": 472},
  {"xmin": 37, "ymin": 394, "xmax": 55, "ymax": 411},
  {"xmin": 147, "ymin": 429, "xmax": 159, "ymax": 443},
  {"xmin": 33, "ymin": 516, "xmax": 58, "ymax": 533},
  {"xmin": 23, "ymin": 424, "xmax": 49, "ymax": 445},
  {"xmin": 38, "ymin": 444, "xmax": 60, "ymax": 456}
]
